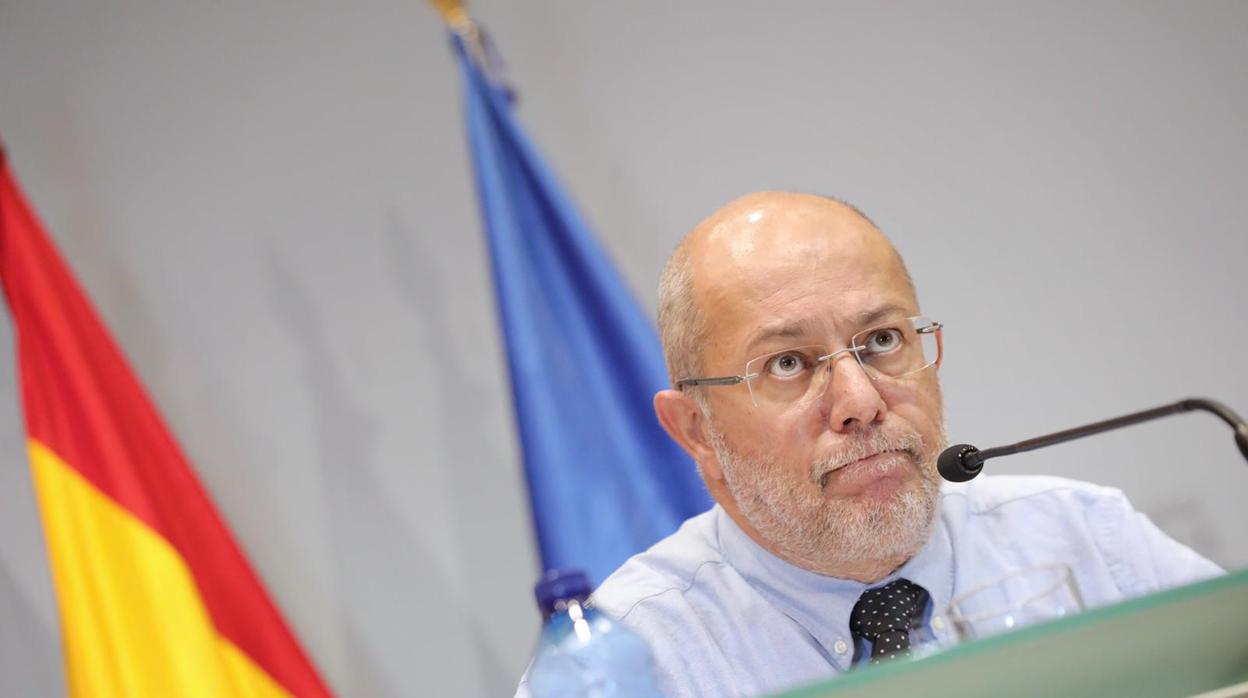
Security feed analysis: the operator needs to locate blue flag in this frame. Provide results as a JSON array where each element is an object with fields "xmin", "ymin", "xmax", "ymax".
[{"xmin": 452, "ymin": 35, "xmax": 711, "ymax": 585}]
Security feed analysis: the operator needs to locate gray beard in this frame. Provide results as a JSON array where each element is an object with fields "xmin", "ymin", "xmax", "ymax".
[{"xmin": 709, "ymin": 426, "xmax": 944, "ymax": 574}]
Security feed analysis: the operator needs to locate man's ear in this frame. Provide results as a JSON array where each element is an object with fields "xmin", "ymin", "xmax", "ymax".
[{"xmin": 654, "ymin": 388, "xmax": 723, "ymax": 482}]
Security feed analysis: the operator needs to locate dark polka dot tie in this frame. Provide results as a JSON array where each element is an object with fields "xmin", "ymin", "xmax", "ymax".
[{"xmin": 849, "ymin": 578, "xmax": 929, "ymax": 666}]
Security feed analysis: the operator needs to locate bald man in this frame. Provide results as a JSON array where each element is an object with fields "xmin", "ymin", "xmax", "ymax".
[{"xmin": 516, "ymin": 193, "xmax": 1220, "ymax": 698}]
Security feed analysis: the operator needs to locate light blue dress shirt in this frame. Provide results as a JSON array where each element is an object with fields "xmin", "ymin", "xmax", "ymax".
[{"xmin": 517, "ymin": 475, "xmax": 1222, "ymax": 698}]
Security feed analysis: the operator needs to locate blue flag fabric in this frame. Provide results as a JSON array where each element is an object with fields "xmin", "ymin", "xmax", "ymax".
[{"xmin": 452, "ymin": 36, "xmax": 712, "ymax": 585}]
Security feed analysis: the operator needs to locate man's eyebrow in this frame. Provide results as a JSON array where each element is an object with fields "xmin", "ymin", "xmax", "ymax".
[
  {"xmin": 852, "ymin": 304, "xmax": 909, "ymax": 329},
  {"xmin": 743, "ymin": 319, "xmax": 821, "ymax": 355},
  {"xmin": 742, "ymin": 304, "xmax": 912, "ymax": 355}
]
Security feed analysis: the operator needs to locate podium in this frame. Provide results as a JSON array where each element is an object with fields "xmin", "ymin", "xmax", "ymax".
[{"xmin": 773, "ymin": 569, "xmax": 1248, "ymax": 698}]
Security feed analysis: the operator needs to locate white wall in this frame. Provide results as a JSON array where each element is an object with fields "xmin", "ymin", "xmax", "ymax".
[{"xmin": 1, "ymin": 2, "xmax": 1245, "ymax": 696}]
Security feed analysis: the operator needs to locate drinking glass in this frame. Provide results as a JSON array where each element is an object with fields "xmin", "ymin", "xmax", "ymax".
[{"xmin": 947, "ymin": 563, "xmax": 1084, "ymax": 641}]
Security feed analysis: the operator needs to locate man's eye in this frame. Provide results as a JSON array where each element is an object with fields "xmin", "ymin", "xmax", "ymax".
[
  {"xmin": 767, "ymin": 352, "xmax": 808, "ymax": 378},
  {"xmin": 865, "ymin": 329, "xmax": 904, "ymax": 353}
]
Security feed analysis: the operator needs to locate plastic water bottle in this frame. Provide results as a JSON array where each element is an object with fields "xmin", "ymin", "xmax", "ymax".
[{"xmin": 527, "ymin": 569, "xmax": 664, "ymax": 697}]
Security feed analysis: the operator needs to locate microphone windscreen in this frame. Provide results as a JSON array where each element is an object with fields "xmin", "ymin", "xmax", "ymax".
[{"xmin": 938, "ymin": 444, "xmax": 982, "ymax": 483}]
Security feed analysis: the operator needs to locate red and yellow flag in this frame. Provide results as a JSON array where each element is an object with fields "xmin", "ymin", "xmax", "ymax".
[{"xmin": 0, "ymin": 150, "xmax": 333, "ymax": 698}]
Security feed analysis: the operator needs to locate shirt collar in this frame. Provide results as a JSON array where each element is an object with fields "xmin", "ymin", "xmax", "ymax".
[{"xmin": 714, "ymin": 503, "xmax": 954, "ymax": 672}]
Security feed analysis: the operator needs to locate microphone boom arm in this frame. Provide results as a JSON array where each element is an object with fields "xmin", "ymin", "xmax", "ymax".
[{"xmin": 939, "ymin": 397, "xmax": 1248, "ymax": 483}]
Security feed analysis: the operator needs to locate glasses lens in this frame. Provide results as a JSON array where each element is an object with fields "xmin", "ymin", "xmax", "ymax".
[
  {"xmin": 743, "ymin": 345, "xmax": 829, "ymax": 406},
  {"xmin": 853, "ymin": 316, "xmax": 940, "ymax": 378}
]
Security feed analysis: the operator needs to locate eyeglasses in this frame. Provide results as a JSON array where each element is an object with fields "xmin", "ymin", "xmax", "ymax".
[{"xmin": 676, "ymin": 315, "xmax": 943, "ymax": 408}]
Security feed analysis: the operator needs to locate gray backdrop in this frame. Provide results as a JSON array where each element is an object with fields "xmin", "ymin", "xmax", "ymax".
[{"xmin": 1, "ymin": 2, "xmax": 1245, "ymax": 696}]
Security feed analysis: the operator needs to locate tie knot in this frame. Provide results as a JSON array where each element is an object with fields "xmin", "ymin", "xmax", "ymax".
[{"xmin": 850, "ymin": 578, "xmax": 928, "ymax": 641}]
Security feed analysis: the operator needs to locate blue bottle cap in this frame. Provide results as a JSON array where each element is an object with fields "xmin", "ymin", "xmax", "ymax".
[{"xmin": 534, "ymin": 568, "xmax": 592, "ymax": 616}]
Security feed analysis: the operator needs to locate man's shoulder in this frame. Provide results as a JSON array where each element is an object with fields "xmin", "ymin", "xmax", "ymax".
[
  {"xmin": 940, "ymin": 474, "xmax": 1223, "ymax": 599},
  {"xmin": 942, "ymin": 473, "xmax": 1127, "ymax": 516},
  {"xmin": 590, "ymin": 507, "xmax": 728, "ymax": 621}
]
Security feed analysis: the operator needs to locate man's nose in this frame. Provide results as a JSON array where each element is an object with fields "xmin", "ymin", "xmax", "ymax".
[{"xmin": 822, "ymin": 354, "xmax": 886, "ymax": 431}]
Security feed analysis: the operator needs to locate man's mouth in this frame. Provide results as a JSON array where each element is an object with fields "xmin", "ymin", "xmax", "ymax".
[{"xmin": 817, "ymin": 450, "xmax": 908, "ymax": 490}]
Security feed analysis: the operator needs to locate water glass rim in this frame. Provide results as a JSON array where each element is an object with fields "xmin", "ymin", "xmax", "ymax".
[{"xmin": 947, "ymin": 563, "xmax": 1078, "ymax": 626}]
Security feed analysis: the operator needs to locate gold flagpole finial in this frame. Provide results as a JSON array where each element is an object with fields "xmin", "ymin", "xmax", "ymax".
[
  {"xmin": 428, "ymin": 0, "xmax": 486, "ymax": 65},
  {"xmin": 430, "ymin": 0, "xmax": 471, "ymax": 32}
]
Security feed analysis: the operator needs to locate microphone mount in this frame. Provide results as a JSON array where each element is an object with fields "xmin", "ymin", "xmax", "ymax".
[{"xmin": 938, "ymin": 397, "xmax": 1248, "ymax": 483}]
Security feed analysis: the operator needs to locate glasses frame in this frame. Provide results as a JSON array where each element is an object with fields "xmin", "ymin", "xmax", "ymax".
[{"xmin": 675, "ymin": 316, "xmax": 943, "ymax": 407}]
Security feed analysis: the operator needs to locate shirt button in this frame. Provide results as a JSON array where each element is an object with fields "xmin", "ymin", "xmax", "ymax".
[
  {"xmin": 932, "ymin": 616, "xmax": 945, "ymax": 631},
  {"xmin": 833, "ymin": 639, "xmax": 849, "ymax": 655}
]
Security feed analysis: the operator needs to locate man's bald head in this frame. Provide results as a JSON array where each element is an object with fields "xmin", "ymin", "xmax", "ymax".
[{"xmin": 656, "ymin": 192, "xmax": 915, "ymax": 389}]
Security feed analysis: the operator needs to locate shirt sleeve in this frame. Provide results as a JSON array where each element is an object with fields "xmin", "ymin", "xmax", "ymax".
[
  {"xmin": 617, "ymin": 599, "xmax": 726, "ymax": 698},
  {"xmin": 1090, "ymin": 487, "xmax": 1224, "ymax": 598}
]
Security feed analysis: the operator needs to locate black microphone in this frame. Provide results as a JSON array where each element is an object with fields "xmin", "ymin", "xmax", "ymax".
[{"xmin": 938, "ymin": 397, "xmax": 1248, "ymax": 483}]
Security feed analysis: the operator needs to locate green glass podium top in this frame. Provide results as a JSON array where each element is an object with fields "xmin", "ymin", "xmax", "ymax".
[{"xmin": 771, "ymin": 568, "xmax": 1248, "ymax": 698}]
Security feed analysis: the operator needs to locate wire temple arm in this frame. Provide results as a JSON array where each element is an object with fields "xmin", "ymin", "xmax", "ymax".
[{"xmin": 676, "ymin": 376, "xmax": 743, "ymax": 389}]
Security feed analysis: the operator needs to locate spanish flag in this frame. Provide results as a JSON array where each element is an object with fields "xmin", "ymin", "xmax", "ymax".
[{"xmin": 0, "ymin": 150, "xmax": 332, "ymax": 697}]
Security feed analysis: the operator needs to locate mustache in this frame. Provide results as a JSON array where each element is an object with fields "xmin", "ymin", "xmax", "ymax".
[{"xmin": 811, "ymin": 430, "xmax": 926, "ymax": 483}]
